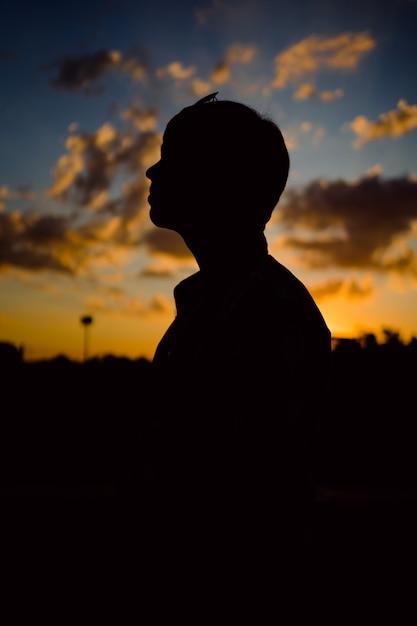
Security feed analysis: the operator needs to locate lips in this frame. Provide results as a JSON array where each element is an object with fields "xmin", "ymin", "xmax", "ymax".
[
  {"xmin": 148, "ymin": 185, "xmax": 154, "ymax": 204},
  {"xmin": 148, "ymin": 184, "xmax": 157, "ymax": 205}
]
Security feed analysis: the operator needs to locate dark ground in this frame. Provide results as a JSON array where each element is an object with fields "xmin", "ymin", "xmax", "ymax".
[{"xmin": 1, "ymin": 337, "xmax": 416, "ymax": 618}]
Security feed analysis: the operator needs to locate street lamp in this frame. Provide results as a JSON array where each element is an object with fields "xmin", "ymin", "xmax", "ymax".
[{"xmin": 80, "ymin": 315, "xmax": 93, "ymax": 362}]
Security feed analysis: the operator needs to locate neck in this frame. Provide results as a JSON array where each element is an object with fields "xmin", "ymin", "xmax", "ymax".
[{"xmin": 181, "ymin": 229, "xmax": 268, "ymax": 273}]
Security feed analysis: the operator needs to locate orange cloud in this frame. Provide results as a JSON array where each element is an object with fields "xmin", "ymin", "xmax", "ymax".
[
  {"xmin": 350, "ymin": 100, "xmax": 417, "ymax": 147},
  {"xmin": 309, "ymin": 275, "xmax": 374, "ymax": 301},
  {"xmin": 293, "ymin": 84, "xmax": 343, "ymax": 102},
  {"xmin": 224, "ymin": 43, "xmax": 257, "ymax": 65},
  {"xmin": 320, "ymin": 88, "xmax": 343, "ymax": 101},
  {"xmin": 18, "ymin": 187, "xmax": 36, "ymax": 201},
  {"xmin": 121, "ymin": 104, "xmax": 158, "ymax": 132},
  {"xmin": 293, "ymin": 83, "xmax": 316, "ymax": 100},
  {"xmin": 142, "ymin": 228, "xmax": 193, "ymax": 260},
  {"xmin": 156, "ymin": 61, "xmax": 196, "ymax": 81},
  {"xmin": 273, "ymin": 32, "xmax": 375, "ymax": 88},
  {"xmin": 190, "ymin": 78, "xmax": 213, "ymax": 96},
  {"xmin": 0, "ymin": 112, "xmax": 164, "ymax": 276},
  {"xmin": 281, "ymin": 122, "xmax": 325, "ymax": 151},
  {"xmin": 0, "ymin": 210, "xmax": 87, "ymax": 274},
  {"xmin": 48, "ymin": 120, "xmax": 160, "ymax": 212},
  {"xmin": 0, "ymin": 185, "xmax": 35, "ymax": 209},
  {"xmin": 367, "ymin": 164, "xmax": 383, "ymax": 177},
  {"xmin": 210, "ymin": 43, "xmax": 257, "ymax": 85},
  {"xmin": 121, "ymin": 58, "xmax": 147, "ymax": 81},
  {"xmin": 84, "ymin": 292, "xmax": 171, "ymax": 318},
  {"xmin": 210, "ymin": 61, "xmax": 231, "ymax": 84},
  {"xmin": 48, "ymin": 124, "xmax": 117, "ymax": 204}
]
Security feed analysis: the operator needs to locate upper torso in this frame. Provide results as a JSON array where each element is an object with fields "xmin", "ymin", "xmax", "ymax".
[{"xmin": 148, "ymin": 253, "xmax": 331, "ymax": 504}]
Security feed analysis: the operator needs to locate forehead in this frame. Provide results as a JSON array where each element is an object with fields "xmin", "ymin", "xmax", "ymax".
[
  {"xmin": 161, "ymin": 104, "xmax": 253, "ymax": 163},
  {"xmin": 164, "ymin": 114, "xmax": 197, "ymax": 143},
  {"xmin": 161, "ymin": 117, "xmax": 210, "ymax": 159}
]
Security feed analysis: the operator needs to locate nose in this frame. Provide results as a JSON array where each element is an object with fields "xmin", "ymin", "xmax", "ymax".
[{"xmin": 146, "ymin": 161, "xmax": 159, "ymax": 180}]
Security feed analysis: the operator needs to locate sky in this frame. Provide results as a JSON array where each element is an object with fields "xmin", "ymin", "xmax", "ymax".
[{"xmin": 1, "ymin": 0, "xmax": 417, "ymax": 362}]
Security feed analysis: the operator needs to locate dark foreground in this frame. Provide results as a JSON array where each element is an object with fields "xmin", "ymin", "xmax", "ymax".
[{"xmin": 1, "ymin": 339, "xmax": 416, "ymax": 619}]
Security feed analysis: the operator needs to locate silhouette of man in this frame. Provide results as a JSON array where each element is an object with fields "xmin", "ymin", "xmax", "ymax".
[{"xmin": 144, "ymin": 94, "xmax": 331, "ymax": 614}]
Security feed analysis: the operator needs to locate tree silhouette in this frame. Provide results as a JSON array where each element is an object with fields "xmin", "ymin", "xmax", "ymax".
[{"xmin": 80, "ymin": 315, "xmax": 93, "ymax": 362}]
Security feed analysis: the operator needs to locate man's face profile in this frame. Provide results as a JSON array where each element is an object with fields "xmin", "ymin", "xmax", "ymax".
[
  {"xmin": 146, "ymin": 132, "xmax": 185, "ymax": 230},
  {"xmin": 146, "ymin": 119, "xmax": 213, "ymax": 233}
]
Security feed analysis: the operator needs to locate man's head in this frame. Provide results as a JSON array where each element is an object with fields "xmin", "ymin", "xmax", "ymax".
[{"xmin": 146, "ymin": 96, "xmax": 289, "ymax": 236}]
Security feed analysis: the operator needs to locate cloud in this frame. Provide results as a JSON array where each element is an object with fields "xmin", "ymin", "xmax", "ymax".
[
  {"xmin": 293, "ymin": 84, "xmax": 343, "ymax": 101},
  {"xmin": 121, "ymin": 104, "xmax": 158, "ymax": 131},
  {"xmin": 121, "ymin": 57, "xmax": 148, "ymax": 81},
  {"xmin": 156, "ymin": 61, "xmax": 196, "ymax": 81},
  {"xmin": 210, "ymin": 61, "xmax": 231, "ymax": 85},
  {"xmin": 320, "ymin": 88, "xmax": 343, "ymax": 101},
  {"xmin": 282, "ymin": 122, "xmax": 325, "ymax": 151},
  {"xmin": 48, "ymin": 48, "xmax": 149, "ymax": 94},
  {"xmin": 0, "ymin": 185, "xmax": 36, "ymax": 212},
  {"xmin": 0, "ymin": 210, "xmax": 81, "ymax": 274},
  {"xmin": 0, "ymin": 185, "xmax": 35, "ymax": 202},
  {"xmin": 48, "ymin": 121, "xmax": 161, "ymax": 218},
  {"xmin": 190, "ymin": 78, "xmax": 213, "ymax": 97},
  {"xmin": 140, "ymin": 263, "xmax": 176, "ymax": 278},
  {"xmin": 277, "ymin": 175, "xmax": 417, "ymax": 276},
  {"xmin": 210, "ymin": 43, "xmax": 257, "ymax": 85},
  {"xmin": 48, "ymin": 123, "xmax": 118, "ymax": 205},
  {"xmin": 49, "ymin": 49, "xmax": 122, "ymax": 93},
  {"xmin": 224, "ymin": 43, "xmax": 257, "ymax": 65},
  {"xmin": 0, "ymin": 114, "xmax": 183, "ymax": 276},
  {"xmin": 272, "ymin": 32, "xmax": 375, "ymax": 89},
  {"xmin": 148, "ymin": 293, "xmax": 172, "ymax": 314},
  {"xmin": 309, "ymin": 275, "xmax": 374, "ymax": 301},
  {"xmin": 158, "ymin": 43, "xmax": 257, "ymax": 96},
  {"xmin": 0, "ymin": 200, "xmax": 153, "ymax": 276},
  {"xmin": 0, "ymin": 186, "xmax": 9, "ymax": 201},
  {"xmin": 293, "ymin": 83, "xmax": 316, "ymax": 100},
  {"xmin": 350, "ymin": 100, "xmax": 417, "ymax": 147},
  {"xmin": 0, "ymin": 111, "xmax": 164, "ymax": 275},
  {"xmin": 367, "ymin": 163, "xmax": 383, "ymax": 177},
  {"xmin": 84, "ymin": 292, "xmax": 171, "ymax": 318},
  {"xmin": 142, "ymin": 228, "xmax": 193, "ymax": 260}
]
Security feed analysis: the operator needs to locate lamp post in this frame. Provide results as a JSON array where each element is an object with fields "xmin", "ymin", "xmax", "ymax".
[{"xmin": 80, "ymin": 315, "xmax": 93, "ymax": 362}]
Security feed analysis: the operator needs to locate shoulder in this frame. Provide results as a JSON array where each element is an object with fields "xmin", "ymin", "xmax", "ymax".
[
  {"xmin": 216, "ymin": 255, "xmax": 330, "ymax": 352},
  {"xmin": 263, "ymin": 255, "xmax": 315, "ymax": 299},
  {"xmin": 240, "ymin": 255, "xmax": 324, "ymax": 319}
]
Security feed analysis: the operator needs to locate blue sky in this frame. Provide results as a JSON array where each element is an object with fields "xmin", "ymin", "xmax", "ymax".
[{"xmin": 1, "ymin": 0, "xmax": 417, "ymax": 360}]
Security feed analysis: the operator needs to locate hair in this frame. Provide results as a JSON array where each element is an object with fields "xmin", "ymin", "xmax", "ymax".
[{"xmin": 163, "ymin": 96, "xmax": 290, "ymax": 229}]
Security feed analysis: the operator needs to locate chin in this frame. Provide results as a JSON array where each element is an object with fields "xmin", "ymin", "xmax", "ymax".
[
  {"xmin": 150, "ymin": 206, "xmax": 172, "ymax": 229},
  {"xmin": 150, "ymin": 205, "xmax": 163, "ymax": 224},
  {"xmin": 149, "ymin": 207, "xmax": 161, "ymax": 226}
]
